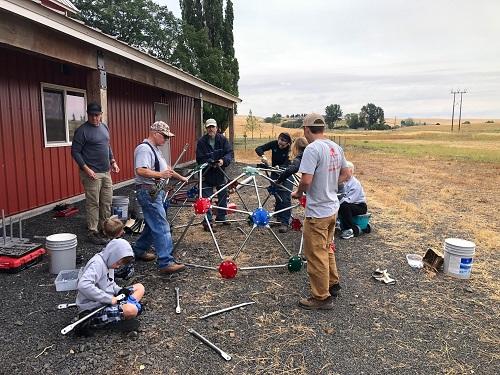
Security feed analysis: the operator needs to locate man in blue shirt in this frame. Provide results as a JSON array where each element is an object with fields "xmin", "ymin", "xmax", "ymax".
[{"xmin": 71, "ymin": 103, "xmax": 120, "ymax": 245}]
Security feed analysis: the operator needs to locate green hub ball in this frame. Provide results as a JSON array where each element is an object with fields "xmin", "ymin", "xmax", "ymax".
[{"xmin": 287, "ymin": 256, "xmax": 303, "ymax": 272}]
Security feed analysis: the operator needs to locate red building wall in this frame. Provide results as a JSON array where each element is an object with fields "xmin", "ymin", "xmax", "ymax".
[{"xmin": 0, "ymin": 47, "xmax": 198, "ymax": 216}]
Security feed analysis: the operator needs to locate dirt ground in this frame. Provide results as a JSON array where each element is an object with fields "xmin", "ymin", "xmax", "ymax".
[{"xmin": 0, "ymin": 159, "xmax": 498, "ymax": 375}]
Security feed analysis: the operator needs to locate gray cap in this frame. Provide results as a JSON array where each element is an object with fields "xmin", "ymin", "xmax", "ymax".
[
  {"xmin": 150, "ymin": 121, "xmax": 175, "ymax": 137},
  {"xmin": 205, "ymin": 118, "xmax": 217, "ymax": 128},
  {"xmin": 302, "ymin": 113, "xmax": 326, "ymax": 127}
]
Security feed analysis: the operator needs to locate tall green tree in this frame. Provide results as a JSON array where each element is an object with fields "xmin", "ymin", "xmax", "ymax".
[
  {"xmin": 359, "ymin": 103, "xmax": 385, "ymax": 130},
  {"xmin": 180, "ymin": 0, "xmax": 203, "ymax": 30},
  {"xmin": 203, "ymin": 0, "xmax": 224, "ymax": 49},
  {"xmin": 325, "ymin": 104, "xmax": 342, "ymax": 128},
  {"xmin": 222, "ymin": 0, "xmax": 239, "ymax": 96},
  {"xmin": 73, "ymin": 0, "xmax": 179, "ymax": 62},
  {"xmin": 345, "ymin": 113, "xmax": 362, "ymax": 129}
]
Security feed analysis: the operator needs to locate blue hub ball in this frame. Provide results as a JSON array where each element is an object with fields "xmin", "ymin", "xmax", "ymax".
[{"xmin": 252, "ymin": 208, "xmax": 270, "ymax": 227}]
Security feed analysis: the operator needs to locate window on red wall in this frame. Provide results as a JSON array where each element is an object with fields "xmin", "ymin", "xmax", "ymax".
[{"xmin": 41, "ymin": 83, "xmax": 87, "ymax": 147}]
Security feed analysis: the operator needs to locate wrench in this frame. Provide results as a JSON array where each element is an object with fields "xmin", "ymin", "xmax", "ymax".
[
  {"xmin": 60, "ymin": 293, "xmax": 125, "ymax": 335},
  {"xmin": 175, "ymin": 287, "xmax": 181, "ymax": 314},
  {"xmin": 188, "ymin": 328, "xmax": 231, "ymax": 361},
  {"xmin": 57, "ymin": 302, "xmax": 77, "ymax": 310}
]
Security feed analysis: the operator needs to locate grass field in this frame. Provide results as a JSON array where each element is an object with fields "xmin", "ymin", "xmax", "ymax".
[{"xmin": 233, "ymin": 117, "xmax": 500, "ymax": 302}]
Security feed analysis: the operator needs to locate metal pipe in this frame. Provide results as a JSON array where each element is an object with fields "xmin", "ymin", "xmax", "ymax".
[
  {"xmin": 18, "ymin": 217, "xmax": 22, "ymax": 240},
  {"xmin": 205, "ymin": 215, "xmax": 224, "ymax": 260},
  {"xmin": 172, "ymin": 215, "xmax": 196, "ymax": 253},
  {"xmin": 240, "ymin": 264, "xmax": 287, "ymax": 270},
  {"xmin": 270, "ymin": 203, "xmax": 300, "ymax": 217},
  {"xmin": 2, "ymin": 209, "xmax": 5, "ymax": 245},
  {"xmin": 208, "ymin": 173, "xmax": 246, "ymax": 200},
  {"xmin": 232, "ymin": 224, "xmax": 256, "ymax": 261},
  {"xmin": 188, "ymin": 328, "xmax": 232, "ymax": 361},
  {"xmin": 184, "ymin": 263, "xmax": 218, "ymax": 270},
  {"xmin": 267, "ymin": 226, "xmax": 292, "ymax": 256},
  {"xmin": 209, "ymin": 205, "xmax": 251, "ymax": 216},
  {"xmin": 199, "ymin": 301, "xmax": 255, "ymax": 320},
  {"xmin": 252, "ymin": 176, "xmax": 262, "ymax": 208}
]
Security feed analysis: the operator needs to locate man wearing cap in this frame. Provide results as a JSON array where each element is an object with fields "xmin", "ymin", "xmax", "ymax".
[
  {"xmin": 196, "ymin": 118, "xmax": 233, "ymax": 231},
  {"xmin": 132, "ymin": 121, "xmax": 188, "ymax": 274},
  {"xmin": 255, "ymin": 132, "xmax": 292, "ymax": 233},
  {"xmin": 291, "ymin": 113, "xmax": 351, "ymax": 310},
  {"xmin": 71, "ymin": 102, "xmax": 120, "ymax": 245}
]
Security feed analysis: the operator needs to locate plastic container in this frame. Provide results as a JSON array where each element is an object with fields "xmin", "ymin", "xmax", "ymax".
[
  {"xmin": 46, "ymin": 233, "xmax": 77, "ymax": 274},
  {"xmin": 406, "ymin": 254, "xmax": 423, "ymax": 268},
  {"xmin": 443, "ymin": 238, "xmax": 476, "ymax": 279},
  {"xmin": 112, "ymin": 196, "xmax": 130, "ymax": 220},
  {"xmin": 54, "ymin": 268, "xmax": 82, "ymax": 291},
  {"xmin": 352, "ymin": 213, "xmax": 371, "ymax": 230}
]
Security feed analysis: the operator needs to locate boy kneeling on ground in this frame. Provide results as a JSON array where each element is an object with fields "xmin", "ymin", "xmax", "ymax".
[{"xmin": 75, "ymin": 218, "xmax": 145, "ymax": 336}]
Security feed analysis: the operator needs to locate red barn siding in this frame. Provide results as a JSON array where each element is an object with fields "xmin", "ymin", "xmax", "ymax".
[
  {"xmin": 0, "ymin": 47, "xmax": 198, "ymax": 216},
  {"xmin": 0, "ymin": 47, "xmax": 87, "ymax": 216},
  {"xmin": 107, "ymin": 77, "xmax": 197, "ymax": 184}
]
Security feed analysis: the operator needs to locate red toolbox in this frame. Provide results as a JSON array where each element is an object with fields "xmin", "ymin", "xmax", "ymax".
[{"xmin": 0, "ymin": 247, "xmax": 46, "ymax": 273}]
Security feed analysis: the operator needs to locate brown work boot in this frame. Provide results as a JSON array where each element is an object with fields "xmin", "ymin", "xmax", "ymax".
[
  {"xmin": 135, "ymin": 252, "xmax": 156, "ymax": 262},
  {"xmin": 298, "ymin": 296, "xmax": 334, "ymax": 310},
  {"xmin": 159, "ymin": 263, "xmax": 186, "ymax": 274},
  {"xmin": 203, "ymin": 221, "xmax": 217, "ymax": 233}
]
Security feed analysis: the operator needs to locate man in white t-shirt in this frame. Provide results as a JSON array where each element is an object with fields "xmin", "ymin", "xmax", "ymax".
[{"xmin": 292, "ymin": 113, "xmax": 351, "ymax": 310}]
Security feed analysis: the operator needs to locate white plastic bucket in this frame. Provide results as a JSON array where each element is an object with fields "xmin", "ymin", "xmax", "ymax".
[
  {"xmin": 443, "ymin": 238, "xmax": 476, "ymax": 279},
  {"xmin": 46, "ymin": 233, "xmax": 77, "ymax": 274},
  {"xmin": 112, "ymin": 196, "xmax": 129, "ymax": 220}
]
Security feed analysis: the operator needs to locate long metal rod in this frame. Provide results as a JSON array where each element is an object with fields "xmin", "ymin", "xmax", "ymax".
[
  {"xmin": 169, "ymin": 198, "xmax": 188, "ymax": 223},
  {"xmin": 188, "ymin": 328, "xmax": 232, "ymax": 361},
  {"xmin": 209, "ymin": 173, "xmax": 246, "ymax": 200},
  {"xmin": 184, "ymin": 263, "xmax": 218, "ymax": 270},
  {"xmin": 2, "ymin": 209, "xmax": 5, "ymax": 245},
  {"xmin": 205, "ymin": 215, "xmax": 224, "ymax": 260},
  {"xmin": 267, "ymin": 226, "xmax": 292, "ymax": 256},
  {"xmin": 199, "ymin": 301, "xmax": 255, "ymax": 320},
  {"xmin": 209, "ymin": 205, "xmax": 251, "ymax": 216},
  {"xmin": 298, "ymin": 232, "xmax": 304, "ymax": 256},
  {"xmin": 18, "ymin": 217, "xmax": 22, "ymax": 240},
  {"xmin": 270, "ymin": 203, "xmax": 300, "ymax": 217},
  {"xmin": 232, "ymin": 224, "xmax": 256, "ymax": 261},
  {"xmin": 172, "ymin": 215, "xmax": 196, "ymax": 253},
  {"xmin": 240, "ymin": 264, "xmax": 287, "ymax": 270},
  {"xmin": 252, "ymin": 176, "xmax": 262, "ymax": 208}
]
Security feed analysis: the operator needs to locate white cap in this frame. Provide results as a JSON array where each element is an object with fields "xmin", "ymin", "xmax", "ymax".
[{"xmin": 205, "ymin": 118, "xmax": 217, "ymax": 128}]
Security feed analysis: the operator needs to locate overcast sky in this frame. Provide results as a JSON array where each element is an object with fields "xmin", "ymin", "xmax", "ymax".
[{"xmin": 157, "ymin": 0, "xmax": 500, "ymax": 118}]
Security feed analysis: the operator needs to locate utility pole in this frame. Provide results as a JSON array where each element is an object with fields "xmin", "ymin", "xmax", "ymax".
[
  {"xmin": 457, "ymin": 90, "xmax": 467, "ymax": 131},
  {"xmin": 450, "ymin": 90, "xmax": 457, "ymax": 132}
]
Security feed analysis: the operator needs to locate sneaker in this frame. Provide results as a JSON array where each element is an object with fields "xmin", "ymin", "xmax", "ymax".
[
  {"xmin": 329, "ymin": 283, "xmax": 342, "ymax": 297},
  {"xmin": 87, "ymin": 231, "xmax": 107, "ymax": 245},
  {"xmin": 159, "ymin": 263, "xmax": 186, "ymax": 274},
  {"xmin": 135, "ymin": 252, "xmax": 156, "ymax": 262},
  {"xmin": 278, "ymin": 224, "xmax": 289, "ymax": 233},
  {"xmin": 109, "ymin": 319, "xmax": 140, "ymax": 333},
  {"xmin": 298, "ymin": 296, "xmax": 334, "ymax": 310},
  {"xmin": 340, "ymin": 229, "xmax": 354, "ymax": 239}
]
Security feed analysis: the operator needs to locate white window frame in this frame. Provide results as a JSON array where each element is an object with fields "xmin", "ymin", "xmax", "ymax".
[{"xmin": 41, "ymin": 83, "xmax": 87, "ymax": 147}]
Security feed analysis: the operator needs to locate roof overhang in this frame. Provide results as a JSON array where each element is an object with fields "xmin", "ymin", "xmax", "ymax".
[{"xmin": 1, "ymin": 0, "xmax": 241, "ymax": 104}]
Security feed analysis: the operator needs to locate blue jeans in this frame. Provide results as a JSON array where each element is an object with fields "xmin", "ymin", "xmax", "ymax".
[
  {"xmin": 133, "ymin": 189, "xmax": 174, "ymax": 268},
  {"xmin": 272, "ymin": 173, "xmax": 292, "ymax": 225},
  {"xmin": 202, "ymin": 182, "xmax": 228, "ymax": 222}
]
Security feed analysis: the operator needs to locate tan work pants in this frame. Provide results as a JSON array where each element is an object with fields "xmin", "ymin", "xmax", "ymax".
[
  {"xmin": 303, "ymin": 214, "xmax": 339, "ymax": 300},
  {"xmin": 79, "ymin": 170, "xmax": 113, "ymax": 232}
]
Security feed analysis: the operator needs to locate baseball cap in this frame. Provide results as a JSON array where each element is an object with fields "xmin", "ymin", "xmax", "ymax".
[
  {"xmin": 87, "ymin": 102, "xmax": 102, "ymax": 114},
  {"xmin": 278, "ymin": 132, "xmax": 292, "ymax": 143},
  {"xmin": 302, "ymin": 113, "xmax": 326, "ymax": 128},
  {"xmin": 205, "ymin": 118, "xmax": 217, "ymax": 128},
  {"xmin": 150, "ymin": 121, "xmax": 175, "ymax": 137}
]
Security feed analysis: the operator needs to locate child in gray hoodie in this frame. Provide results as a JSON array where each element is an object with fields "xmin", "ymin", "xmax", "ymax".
[{"xmin": 75, "ymin": 218, "xmax": 145, "ymax": 335}]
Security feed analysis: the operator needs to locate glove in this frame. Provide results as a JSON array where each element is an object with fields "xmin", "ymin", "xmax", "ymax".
[
  {"xmin": 260, "ymin": 156, "xmax": 269, "ymax": 166},
  {"xmin": 116, "ymin": 287, "xmax": 132, "ymax": 299}
]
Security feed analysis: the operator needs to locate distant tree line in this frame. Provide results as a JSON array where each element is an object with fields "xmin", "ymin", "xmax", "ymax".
[
  {"xmin": 267, "ymin": 102, "xmax": 388, "ymax": 130},
  {"xmin": 72, "ymin": 0, "xmax": 239, "ymax": 132}
]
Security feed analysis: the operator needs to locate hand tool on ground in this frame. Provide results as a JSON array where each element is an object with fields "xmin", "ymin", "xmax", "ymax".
[
  {"xmin": 60, "ymin": 293, "xmax": 125, "ymax": 335},
  {"xmin": 57, "ymin": 302, "xmax": 77, "ymax": 309},
  {"xmin": 188, "ymin": 328, "xmax": 231, "ymax": 361},
  {"xmin": 199, "ymin": 301, "xmax": 255, "ymax": 320},
  {"xmin": 175, "ymin": 287, "xmax": 181, "ymax": 314}
]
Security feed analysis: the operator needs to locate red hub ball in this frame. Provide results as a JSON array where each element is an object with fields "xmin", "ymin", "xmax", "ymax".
[{"xmin": 218, "ymin": 260, "xmax": 238, "ymax": 279}]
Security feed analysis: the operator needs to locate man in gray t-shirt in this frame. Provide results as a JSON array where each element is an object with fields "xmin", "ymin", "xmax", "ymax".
[{"xmin": 292, "ymin": 113, "xmax": 351, "ymax": 310}]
